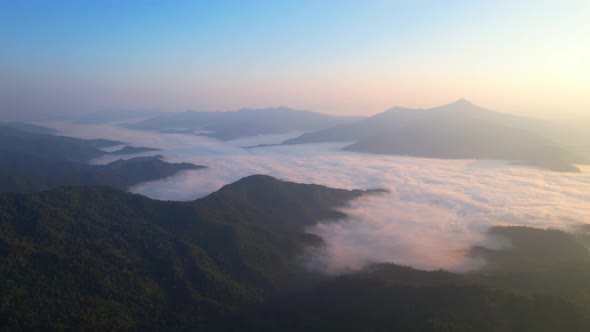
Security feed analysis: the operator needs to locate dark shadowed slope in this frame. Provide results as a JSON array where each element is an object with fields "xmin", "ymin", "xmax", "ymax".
[
  {"xmin": 0, "ymin": 175, "xmax": 379, "ymax": 330},
  {"xmin": 127, "ymin": 107, "xmax": 364, "ymax": 140},
  {"xmin": 249, "ymin": 273, "xmax": 588, "ymax": 332},
  {"xmin": 0, "ymin": 127, "xmax": 203, "ymax": 192},
  {"xmin": 0, "ymin": 126, "xmax": 122, "ymax": 162},
  {"xmin": 0, "ymin": 176, "xmax": 589, "ymax": 330},
  {"xmin": 245, "ymin": 225, "xmax": 590, "ymax": 331},
  {"xmin": 282, "ymin": 100, "xmax": 585, "ymax": 172},
  {"xmin": 468, "ymin": 226, "xmax": 590, "ymax": 299},
  {"xmin": 0, "ymin": 154, "xmax": 204, "ymax": 192}
]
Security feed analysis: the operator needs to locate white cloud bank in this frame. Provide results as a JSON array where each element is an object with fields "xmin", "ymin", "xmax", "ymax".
[{"xmin": 44, "ymin": 121, "xmax": 590, "ymax": 273}]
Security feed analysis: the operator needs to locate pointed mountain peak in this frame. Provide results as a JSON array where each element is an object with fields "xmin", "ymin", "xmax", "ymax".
[
  {"xmin": 451, "ymin": 98, "xmax": 474, "ymax": 106},
  {"xmin": 431, "ymin": 98, "xmax": 484, "ymax": 112}
]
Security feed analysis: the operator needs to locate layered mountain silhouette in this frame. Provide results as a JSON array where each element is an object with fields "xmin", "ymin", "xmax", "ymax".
[
  {"xmin": 0, "ymin": 122, "xmax": 59, "ymax": 135},
  {"xmin": 127, "ymin": 107, "xmax": 364, "ymax": 140},
  {"xmin": 69, "ymin": 109, "xmax": 165, "ymax": 124},
  {"xmin": 110, "ymin": 146, "xmax": 161, "ymax": 155},
  {"xmin": 0, "ymin": 125, "xmax": 204, "ymax": 192},
  {"xmin": 282, "ymin": 99, "xmax": 587, "ymax": 172},
  {"xmin": 0, "ymin": 125, "xmax": 123, "ymax": 162}
]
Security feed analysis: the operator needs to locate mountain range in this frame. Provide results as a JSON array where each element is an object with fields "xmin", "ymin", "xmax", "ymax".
[
  {"xmin": 281, "ymin": 99, "xmax": 588, "ymax": 172},
  {"xmin": 0, "ymin": 125, "xmax": 204, "ymax": 192},
  {"xmin": 110, "ymin": 146, "xmax": 162, "ymax": 155},
  {"xmin": 126, "ymin": 107, "xmax": 364, "ymax": 140},
  {"xmin": 3, "ymin": 107, "xmax": 590, "ymax": 330},
  {"xmin": 67, "ymin": 109, "xmax": 165, "ymax": 124}
]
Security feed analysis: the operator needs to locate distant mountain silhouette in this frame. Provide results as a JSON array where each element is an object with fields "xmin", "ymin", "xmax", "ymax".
[
  {"xmin": 127, "ymin": 107, "xmax": 364, "ymax": 140},
  {"xmin": 0, "ymin": 152, "xmax": 204, "ymax": 193},
  {"xmin": 282, "ymin": 100, "xmax": 586, "ymax": 172},
  {"xmin": 0, "ymin": 122, "xmax": 59, "ymax": 135},
  {"xmin": 0, "ymin": 127, "xmax": 203, "ymax": 192},
  {"xmin": 69, "ymin": 109, "xmax": 165, "ymax": 124},
  {"xmin": 0, "ymin": 125, "xmax": 123, "ymax": 162},
  {"xmin": 110, "ymin": 146, "xmax": 161, "ymax": 155}
]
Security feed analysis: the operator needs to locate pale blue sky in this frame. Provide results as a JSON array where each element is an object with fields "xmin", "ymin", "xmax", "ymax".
[{"xmin": 1, "ymin": 1, "xmax": 588, "ymax": 119}]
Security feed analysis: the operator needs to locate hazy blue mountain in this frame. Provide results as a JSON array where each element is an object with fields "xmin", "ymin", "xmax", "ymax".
[
  {"xmin": 343, "ymin": 113, "xmax": 582, "ymax": 172},
  {"xmin": 0, "ymin": 127, "xmax": 202, "ymax": 192},
  {"xmin": 0, "ymin": 122, "xmax": 59, "ymax": 135},
  {"xmin": 0, "ymin": 153, "xmax": 204, "ymax": 192},
  {"xmin": 110, "ymin": 146, "xmax": 161, "ymax": 155},
  {"xmin": 282, "ymin": 105, "xmax": 426, "ymax": 144},
  {"xmin": 533, "ymin": 117, "xmax": 590, "ymax": 149},
  {"xmin": 0, "ymin": 126, "xmax": 123, "ymax": 162},
  {"xmin": 68, "ymin": 109, "xmax": 165, "ymax": 124},
  {"xmin": 282, "ymin": 100, "xmax": 586, "ymax": 172},
  {"xmin": 283, "ymin": 99, "xmax": 540, "ymax": 144},
  {"xmin": 127, "ymin": 107, "xmax": 365, "ymax": 140}
]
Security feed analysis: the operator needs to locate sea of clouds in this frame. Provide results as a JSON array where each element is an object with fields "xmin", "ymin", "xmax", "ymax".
[{"xmin": 43, "ymin": 121, "xmax": 590, "ymax": 273}]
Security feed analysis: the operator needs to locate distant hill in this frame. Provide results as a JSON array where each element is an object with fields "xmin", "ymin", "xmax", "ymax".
[
  {"xmin": 343, "ymin": 113, "xmax": 582, "ymax": 172},
  {"xmin": 282, "ymin": 100, "xmax": 542, "ymax": 144},
  {"xmin": 0, "ymin": 122, "xmax": 59, "ymax": 135},
  {"xmin": 68, "ymin": 109, "xmax": 165, "ymax": 124},
  {"xmin": 109, "ymin": 146, "xmax": 161, "ymax": 155},
  {"xmin": 0, "ymin": 127, "xmax": 202, "ymax": 192},
  {"xmin": 282, "ymin": 100, "xmax": 586, "ymax": 172},
  {"xmin": 127, "ymin": 107, "xmax": 365, "ymax": 140},
  {"xmin": 0, "ymin": 153, "xmax": 204, "ymax": 193},
  {"xmin": 0, "ymin": 126, "xmax": 123, "ymax": 162}
]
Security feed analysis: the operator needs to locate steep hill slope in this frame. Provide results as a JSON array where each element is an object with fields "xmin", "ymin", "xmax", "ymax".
[{"xmin": 0, "ymin": 175, "xmax": 378, "ymax": 330}]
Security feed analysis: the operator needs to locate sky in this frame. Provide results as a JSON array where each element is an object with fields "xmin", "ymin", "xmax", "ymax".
[{"xmin": 1, "ymin": 0, "xmax": 589, "ymax": 119}]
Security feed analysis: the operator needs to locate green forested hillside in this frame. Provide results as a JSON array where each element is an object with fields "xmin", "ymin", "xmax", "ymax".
[
  {"xmin": 0, "ymin": 126, "xmax": 204, "ymax": 192},
  {"xmin": 0, "ymin": 176, "xmax": 378, "ymax": 330},
  {"xmin": 246, "ymin": 227, "xmax": 590, "ymax": 331},
  {"xmin": 1, "ymin": 175, "xmax": 589, "ymax": 331},
  {"xmin": 0, "ymin": 154, "xmax": 204, "ymax": 192},
  {"xmin": 248, "ymin": 275, "xmax": 588, "ymax": 332},
  {"xmin": 0, "ymin": 126, "xmax": 122, "ymax": 162}
]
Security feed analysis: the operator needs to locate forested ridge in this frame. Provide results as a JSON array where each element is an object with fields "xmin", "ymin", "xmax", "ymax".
[
  {"xmin": 1, "ymin": 176, "xmax": 589, "ymax": 330},
  {"xmin": 0, "ymin": 125, "xmax": 204, "ymax": 192},
  {"xmin": 0, "ymin": 175, "xmax": 380, "ymax": 330}
]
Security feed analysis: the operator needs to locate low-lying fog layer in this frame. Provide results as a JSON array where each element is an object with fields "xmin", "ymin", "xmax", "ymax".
[{"xmin": 43, "ymin": 121, "xmax": 590, "ymax": 273}]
